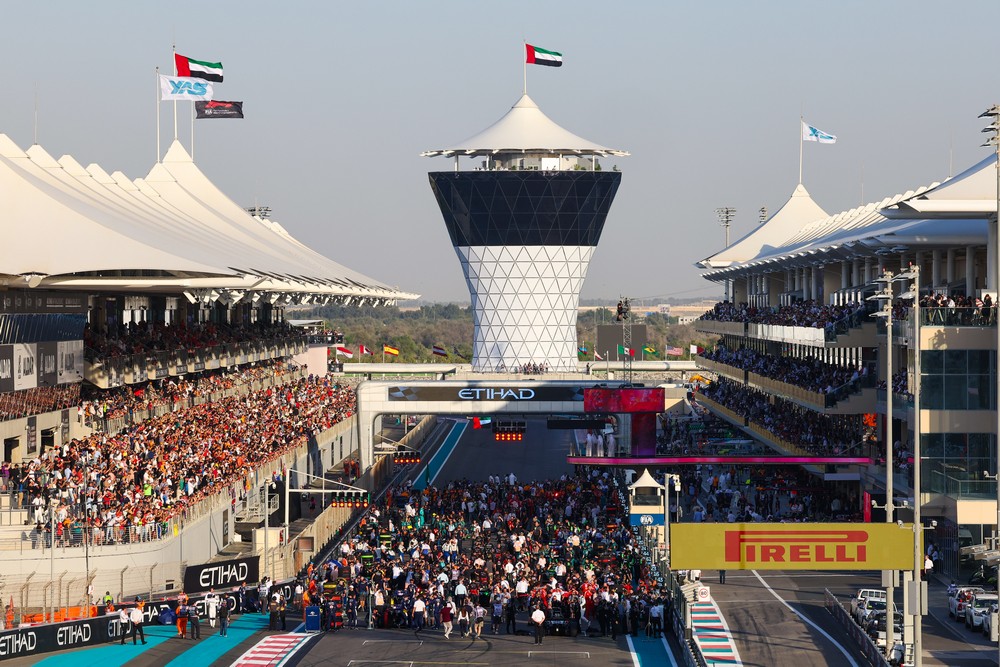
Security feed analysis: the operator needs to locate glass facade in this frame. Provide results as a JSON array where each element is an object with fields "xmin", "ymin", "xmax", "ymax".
[
  {"xmin": 428, "ymin": 171, "xmax": 622, "ymax": 247},
  {"xmin": 919, "ymin": 349, "xmax": 995, "ymax": 410},
  {"xmin": 922, "ymin": 433, "xmax": 997, "ymax": 499}
]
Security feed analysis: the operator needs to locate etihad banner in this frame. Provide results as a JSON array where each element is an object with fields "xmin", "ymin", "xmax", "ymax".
[
  {"xmin": 387, "ymin": 385, "xmax": 584, "ymax": 402},
  {"xmin": 671, "ymin": 523, "xmax": 918, "ymax": 570}
]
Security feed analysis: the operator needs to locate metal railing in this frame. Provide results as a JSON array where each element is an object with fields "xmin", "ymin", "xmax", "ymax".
[{"xmin": 920, "ymin": 306, "xmax": 996, "ymax": 327}]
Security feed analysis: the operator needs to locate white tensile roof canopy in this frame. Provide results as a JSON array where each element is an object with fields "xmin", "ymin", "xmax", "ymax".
[
  {"xmin": 0, "ymin": 134, "xmax": 418, "ymax": 304},
  {"xmin": 421, "ymin": 93, "xmax": 629, "ymax": 159}
]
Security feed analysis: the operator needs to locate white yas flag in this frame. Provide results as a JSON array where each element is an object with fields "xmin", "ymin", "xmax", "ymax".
[
  {"xmin": 159, "ymin": 74, "xmax": 214, "ymax": 101},
  {"xmin": 802, "ymin": 121, "xmax": 837, "ymax": 144}
]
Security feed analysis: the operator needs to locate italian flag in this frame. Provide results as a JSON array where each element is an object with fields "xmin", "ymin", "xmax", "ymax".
[
  {"xmin": 175, "ymin": 53, "xmax": 224, "ymax": 82},
  {"xmin": 335, "ymin": 346, "xmax": 354, "ymax": 359},
  {"xmin": 525, "ymin": 44, "xmax": 562, "ymax": 67},
  {"xmin": 617, "ymin": 344, "xmax": 634, "ymax": 357}
]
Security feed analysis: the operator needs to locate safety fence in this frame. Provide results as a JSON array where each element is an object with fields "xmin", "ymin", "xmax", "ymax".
[{"xmin": 824, "ymin": 588, "xmax": 891, "ymax": 667}]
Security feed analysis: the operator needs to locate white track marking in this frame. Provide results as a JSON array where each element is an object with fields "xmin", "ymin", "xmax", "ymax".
[{"xmin": 752, "ymin": 570, "xmax": 860, "ymax": 667}]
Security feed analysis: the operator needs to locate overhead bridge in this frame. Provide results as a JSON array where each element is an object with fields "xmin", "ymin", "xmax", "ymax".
[{"xmin": 356, "ymin": 379, "xmax": 599, "ymax": 470}]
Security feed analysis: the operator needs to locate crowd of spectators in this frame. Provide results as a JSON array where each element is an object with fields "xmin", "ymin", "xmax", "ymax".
[
  {"xmin": 697, "ymin": 378, "xmax": 865, "ymax": 456},
  {"xmin": 672, "ymin": 461, "xmax": 861, "ymax": 524},
  {"xmin": 3, "ymin": 373, "xmax": 357, "ymax": 548},
  {"xmin": 699, "ymin": 300, "xmax": 868, "ymax": 330},
  {"xmin": 0, "ymin": 384, "xmax": 81, "ymax": 422},
  {"xmin": 876, "ymin": 371, "xmax": 910, "ymax": 398},
  {"xmin": 294, "ymin": 474, "xmax": 669, "ymax": 641},
  {"xmin": 919, "ymin": 292, "xmax": 995, "ymax": 325},
  {"xmin": 78, "ymin": 360, "xmax": 302, "ymax": 429},
  {"xmin": 700, "ymin": 345, "xmax": 868, "ymax": 397},
  {"xmin": 84, "ymin": 320, "xmax": 303, "ymax": 359}
]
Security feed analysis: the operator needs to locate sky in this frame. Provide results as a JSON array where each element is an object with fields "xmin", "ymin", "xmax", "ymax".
[{"xmin": 3, "ymin": 1, "xmax": 1000, "ymax": 304}]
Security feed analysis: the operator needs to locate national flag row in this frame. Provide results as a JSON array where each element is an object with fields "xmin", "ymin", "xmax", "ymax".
[
  {"xmin": 578, "ymin": 344, "xmax": 706, "ymax": 358},
  {"xmin": 159, "ymin": 51, "xmax": 244, "ymax": 118},
  {"xmin": 331, "ymin": 344, "xmax": 452, "ymax": 359}
]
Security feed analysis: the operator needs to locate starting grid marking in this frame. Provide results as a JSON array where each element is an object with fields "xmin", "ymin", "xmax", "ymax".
[
  {"xmin": 231, "ymin": 633, "xmax": 313, "ymax": 667},
  {"xmin": 528, "ymin": 651, "xmax": 591, "ymax": 658},
  {"xmin": 691, "ymin": 601, "xmax": 742, "ymax": 666}
]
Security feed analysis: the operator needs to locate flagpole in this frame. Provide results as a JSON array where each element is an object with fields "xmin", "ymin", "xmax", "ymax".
[
  {"xmin": 172, "ymin": 45, "xmax": 178, "ymax": 141},
  {"xmin": 798, "ymin": 115, "xmax": 804, "ymax": 184},
  {"xmin": 155, "ymin": 67, "xmax": 161, "ymax": 162},
  {"xmin": 191, "ymin": 101, "xmax": 195, "ymax": 160},
  {"xmin": 522, "ymin": 40, "xmax": 528, "ymax": 95}
]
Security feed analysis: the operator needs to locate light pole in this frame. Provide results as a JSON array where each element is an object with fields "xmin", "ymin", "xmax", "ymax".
[
  {"xmin": 664, "ymin": 473, "xmax": 681, "ymax": 569},
  {"xmin": 869, "ymin": 270, "xmax": 897, "ymax": 659},
  {"xmin": 981, "ymin": 103, "xmax": 1000, "ymax": 666},
  {"xmin": 898, "ymin": 264, "xmax": 922, "ymax": 667}
]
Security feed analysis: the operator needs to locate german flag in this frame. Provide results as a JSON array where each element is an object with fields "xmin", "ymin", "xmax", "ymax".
[{"xmin": 383, "ymin": 345, "xmax": 400, "ymax": 356}]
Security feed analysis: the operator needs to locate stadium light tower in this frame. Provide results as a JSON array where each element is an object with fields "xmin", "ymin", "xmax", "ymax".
[
  {"xmin": 716, "ymin": 207, "xmax": 736, "ymax": 301},
  {"xmin": 981, "ymin": 103, "xmax": 1000, "ymax": 667}
]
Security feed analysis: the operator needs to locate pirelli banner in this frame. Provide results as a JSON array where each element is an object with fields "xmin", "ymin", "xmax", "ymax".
[{"xmin": 671, "ymin": 523, "xmax": 918, "ymax": 570}]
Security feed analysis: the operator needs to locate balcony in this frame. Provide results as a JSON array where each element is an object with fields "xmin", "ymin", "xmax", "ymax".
[
  {"xmin": 694, "ymin": 357, "xmax": 745, "ymax": 383},
  {"xmin": 920, "ymin": 307, "xmax": 996, "ymax": 328},
  {"xmin": 747, "ymin": 372, "xmax": 874, "ymax": 412},
  {"xmin": 693, "ymin": 320, "xmax": 747, "ymax": 337},
  {"xmin": 84, "ymin": 336, "xmax": 308, "ymax": 389}
]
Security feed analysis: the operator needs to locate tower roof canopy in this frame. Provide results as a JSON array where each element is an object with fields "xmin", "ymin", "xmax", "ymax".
[
  {"xmin": 421, "ymin": 94, "xmax": 628, "ymax": 159},
  {"xmin": 697, "ymin": 183, "xmax": 828, "ymax": 269}
]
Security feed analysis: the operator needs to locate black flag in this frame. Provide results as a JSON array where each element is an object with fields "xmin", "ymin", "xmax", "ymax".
[{"xmin": 195, "ymin": 100, "xmax": 244, "ymax": 119}]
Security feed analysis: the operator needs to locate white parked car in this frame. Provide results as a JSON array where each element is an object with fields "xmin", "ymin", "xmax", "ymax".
[
  {"xmin": 966, "ymin": 593, "xmax": 999, "ymax": 631},
  {"xmin": 981, "ymin": 602, "xmax": 999, "ymax": 637},
  {"xmin": 948, "ymin": 586, "xmax": 985, "ymax": 621}
]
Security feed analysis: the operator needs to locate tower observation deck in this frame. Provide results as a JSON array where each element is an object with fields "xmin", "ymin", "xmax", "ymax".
[{"xmin": 423, "ymin": 94, "xmax": 628, "ymax": 372}]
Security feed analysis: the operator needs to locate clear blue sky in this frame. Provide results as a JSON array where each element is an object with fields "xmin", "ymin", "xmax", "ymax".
[{"xmin": 3, "ymin": 1, "xmax": 999, "ymax": 303}]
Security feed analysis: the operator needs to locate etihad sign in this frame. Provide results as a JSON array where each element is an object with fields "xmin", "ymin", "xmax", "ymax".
[{"xmin": 671, "ymin": 523, "xmax": 917, "ymax": 571}]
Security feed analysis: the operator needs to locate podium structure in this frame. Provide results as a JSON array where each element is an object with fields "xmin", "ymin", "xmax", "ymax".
[{"xmin": 423, "ymin": 94, "xmax": 628, "ymax": 373}]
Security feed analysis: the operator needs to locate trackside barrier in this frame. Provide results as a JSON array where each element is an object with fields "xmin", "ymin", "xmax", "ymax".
[
  {"xmin": 824, "ymin": 588, "xmax": 890, "ymax": 667},
  {"xmin": 0, "ymin": 580, "xmax": 294, "ymax": 662}
]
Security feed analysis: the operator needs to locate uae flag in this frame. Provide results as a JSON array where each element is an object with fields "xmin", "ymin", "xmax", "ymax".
[
  {"xmin": 359, "ymin": 344, "xmax": 373, "ymax": 356},
  {"xmin": 525, "ymin": 44, "xmax": 563, "ymax": 67},
  {"xmin": 432, "ymin": 345, "xmax": 448, "ymax": 357},
  {"xmin": 195, "ymin": 100, "xmax": 243, "ymax": 119},
  {"xmin": 335, "ymin": 346, "xmax": 354, "ymax": 359},
  {"xmin": 617, "ymin": 344, "xmax": 635, "ymax": 357},
  {"xmin": 383, "ymin": 345, "xmax": 400, "ymax": 356},
  {"xmin": 175, "ymin": 53, "xmax": 224, "ymax": 82}
]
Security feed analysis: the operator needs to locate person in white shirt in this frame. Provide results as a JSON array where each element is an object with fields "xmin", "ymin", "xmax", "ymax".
[
  {"xmin": 530, "ymin": 605, "xmax": 547, "ymax": 645},
  {"xmin": 412, "ymin": 595, "xmax": 426, "ymax": 635},
  {"xmin": 204, "ymin": 589, "xmax": 220, "ymax": 627}
]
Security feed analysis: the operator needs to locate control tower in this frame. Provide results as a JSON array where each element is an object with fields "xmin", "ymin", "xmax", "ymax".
[{"xmin": 422, "ymin": 94, "xmax": 628, "ymax": 372}]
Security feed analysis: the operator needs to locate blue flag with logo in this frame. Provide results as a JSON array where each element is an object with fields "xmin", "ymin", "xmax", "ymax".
[{"xmin": 802, "ymin": 120, "xmax": 836, "ymax": 144}]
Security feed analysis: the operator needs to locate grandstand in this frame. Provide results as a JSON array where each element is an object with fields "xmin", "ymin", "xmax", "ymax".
[
  {"xmin": 0, "ymin": 134, "xmax": 417, "ymax": 621},
  {"xmin": 694, "ymin": 147, "xmax": 1000, "ymax": 580}
]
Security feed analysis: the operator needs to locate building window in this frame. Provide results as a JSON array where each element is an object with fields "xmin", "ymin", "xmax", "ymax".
[{"xmin": 920, "ymin": 349, "xmax": 995, "ymax": 410}]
